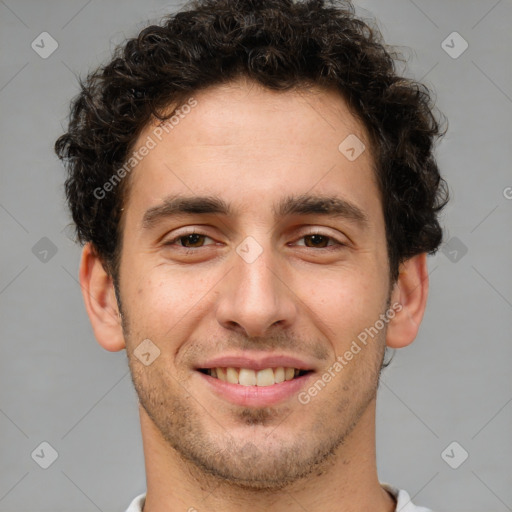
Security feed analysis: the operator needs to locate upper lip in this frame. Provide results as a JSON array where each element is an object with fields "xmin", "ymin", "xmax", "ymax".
[{"xmin": 196, "ymin": 353, "xmax": 317, "ymax": 372}]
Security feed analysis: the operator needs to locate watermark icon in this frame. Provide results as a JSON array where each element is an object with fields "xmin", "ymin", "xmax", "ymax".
[
  {"xmin": 441, "ymin": 32, "xmax": 468, "ymax": 59},
  {"xmin": 298, "ymin": 302, "xmax": 402, "ymax": 404},
  {"xmin": 31, "ymin": 32, "xmax": 58, "ymax": 59},
  {"xmin": 503, "ymin": 186, "xmax": 512, "ymax": 200},
  {"xmin": 134, "ymin": 338, "xmax": 161, "ymax": 366},
  {"xmin": 441, "ymin": 236, "xmax": 468, "ymax": 263},
  {"xmin": 93, "ymin": 97, "xmax": 198, "ymax": 200},
  {"xmin": 441, "ymin": 441, "xmax": 469, "ymax": 469},
  {"xmin": 239, "ymin": 442, "xmax": 262, "ymax": 463},
  {"xmin": 32, "ymin": 236, "xmax": 58, "ymax": 263},
  {"xmin": 236, "ymin": 236, "xmax": 264, "ymax": 264},
  {"xmin": 31, "ymin": 441, "xmax": 59, "ymax": 469},
  {"xmin": 338, "ymin": 134, "xmax": 365, "ymax": 161}
]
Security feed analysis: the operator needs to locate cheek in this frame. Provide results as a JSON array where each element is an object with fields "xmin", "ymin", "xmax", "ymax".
[
  {"xmin": 124, "ymin": 268, "xmax": 215, "ymax": 336},
  {"xmin": 298, "ymin": 264, "xmax": 387, "ymax": 330}
]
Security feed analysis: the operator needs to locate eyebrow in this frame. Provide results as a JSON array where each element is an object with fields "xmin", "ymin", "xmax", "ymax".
[
  {"xmin": 275, "ymin": 193, "xmax": 369, "ymax": 227},
  {"xmin": 142, "ymin": 193, "xmax": 369, "ymax": 230},
  {"xmin": 142, "ymin": 195, "xmax": 231, "ymax": 229}
]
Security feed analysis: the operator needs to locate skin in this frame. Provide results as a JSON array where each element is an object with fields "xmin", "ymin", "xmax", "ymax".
[{"xmin": 80, "ymin": 77, "xmax": 429, "ymax": 512}]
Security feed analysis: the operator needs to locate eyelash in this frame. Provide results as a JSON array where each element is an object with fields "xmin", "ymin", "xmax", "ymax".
[{"xmin": 163, "ymin": 230, "xmax": 346, "ymax": 252}]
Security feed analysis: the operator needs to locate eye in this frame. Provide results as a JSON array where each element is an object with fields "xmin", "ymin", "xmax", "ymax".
[
  {"xmin": 164, "ymin": 232, "xmax": 215, "ymax": 249},
  {"xmin": 294, "ymin": 233, "xmax": 345, "ymax": 249},
  {"xmin": 302, "ymin": 234, "xmax": 333, "ymax": 248}
]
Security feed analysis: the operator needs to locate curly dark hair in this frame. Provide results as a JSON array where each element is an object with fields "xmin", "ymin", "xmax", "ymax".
[{"xmin": 55, "ymin": 0, "xmax": 448, "ymax": 283}]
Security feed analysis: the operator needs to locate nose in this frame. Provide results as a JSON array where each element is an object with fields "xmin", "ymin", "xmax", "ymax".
[{"xmin": 215, "ymin": 243, "xmax": 298, "ymax": 338}]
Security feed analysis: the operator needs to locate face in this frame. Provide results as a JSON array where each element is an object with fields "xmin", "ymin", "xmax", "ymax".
[{"xmin": 117, "ymin": 79, "xmax": 393, "ymax": 489}]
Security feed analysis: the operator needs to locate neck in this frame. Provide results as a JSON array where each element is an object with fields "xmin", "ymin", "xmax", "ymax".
[{"xmin": 139, "ymin": 398, "xmax": 396, "ymax": 512}]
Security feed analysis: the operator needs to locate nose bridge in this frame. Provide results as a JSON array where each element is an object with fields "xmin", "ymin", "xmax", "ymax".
[{"xmin": 215, "ymin": 235, "xmax": 296, "ymax": 337}]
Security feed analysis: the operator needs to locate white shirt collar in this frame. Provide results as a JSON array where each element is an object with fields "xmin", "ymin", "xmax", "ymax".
[{"xmin": 125, "ymin": 484, "xmax": 434, "ymax": 512}]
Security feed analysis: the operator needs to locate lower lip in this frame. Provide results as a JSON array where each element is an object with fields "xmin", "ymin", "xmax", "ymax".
[{"xmin": 197, "ymin": 371, "xmax": 315, "ymax": 407}]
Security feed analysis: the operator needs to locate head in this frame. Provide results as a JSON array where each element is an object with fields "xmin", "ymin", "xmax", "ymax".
[{"xmin": 55, "ymin": 0, "xmax": 448, "ymax": 490}]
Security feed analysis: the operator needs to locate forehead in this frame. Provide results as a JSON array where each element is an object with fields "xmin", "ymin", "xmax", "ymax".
[{"xmin": 124, "ymin": 79, "xmax": 380, "ymax": 225}]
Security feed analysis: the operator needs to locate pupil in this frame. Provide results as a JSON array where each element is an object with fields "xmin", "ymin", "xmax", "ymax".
[
  {"xmin": 183, "ymin": 234, "xmax": 203, "ymax": 247},
  {"xmin": 307, "ymin": 234, "xmax": 327, "ymax": 248}
]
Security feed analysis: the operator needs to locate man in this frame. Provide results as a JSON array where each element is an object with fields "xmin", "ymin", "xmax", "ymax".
[{"xmin": 55, "ymin": 0, "xmax": 448, "ymax": 510}]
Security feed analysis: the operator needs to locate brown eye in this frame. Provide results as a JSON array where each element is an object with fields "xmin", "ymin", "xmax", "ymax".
[
  {"xmin": 303, "ymin": 234, "xmax": 331, "ymax": 248},
  {"xmin": 178, "ymin": 233, "xmax": 207, "ymax": 248}
]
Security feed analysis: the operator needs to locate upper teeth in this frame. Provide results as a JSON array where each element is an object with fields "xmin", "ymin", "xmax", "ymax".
[{"xmin": 208, "ymin": 367, "xmax": 300, "ymax": 386}]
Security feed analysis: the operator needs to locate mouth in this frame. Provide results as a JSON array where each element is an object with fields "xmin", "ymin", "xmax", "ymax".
[
  {"xmin": 197, "ymin": 367, "xmax": 312, "ymax": 386},
  {"xmin": 194, "ymin": 354, "xmax": 318, "ymax": 407}
]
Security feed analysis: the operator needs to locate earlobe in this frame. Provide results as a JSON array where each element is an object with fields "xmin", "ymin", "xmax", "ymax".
[
  {"xmin": 79, "ymin": 243, "xmax": 126, "ymax": 352},
  {"xmin": 386, "ymin": 253, "xmax": 429, "ymax": 349}
]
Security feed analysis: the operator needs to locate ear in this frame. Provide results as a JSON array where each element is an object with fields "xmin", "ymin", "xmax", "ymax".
[
  {"xmin": 386, "ymin": 253, "xmax": 429, "ymax": 349},
  {"xmin": 79, "ymin": 243, "xmax": 126, "ymax": 352}
]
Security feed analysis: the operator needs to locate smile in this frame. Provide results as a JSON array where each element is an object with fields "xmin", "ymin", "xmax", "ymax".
[{"xmin": 198, "ymin": 367, "xmax": 311, "ymax": 386}]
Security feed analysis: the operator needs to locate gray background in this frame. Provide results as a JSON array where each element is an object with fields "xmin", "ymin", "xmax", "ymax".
[{"xmin": 1, "ymin": 0, "xmax": 511, "ymax": 510}]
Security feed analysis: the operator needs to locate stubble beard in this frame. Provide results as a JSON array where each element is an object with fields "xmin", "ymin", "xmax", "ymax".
[{"xmin": 117, "ymin": 284, "xmax": 390, "ymax": 490}]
